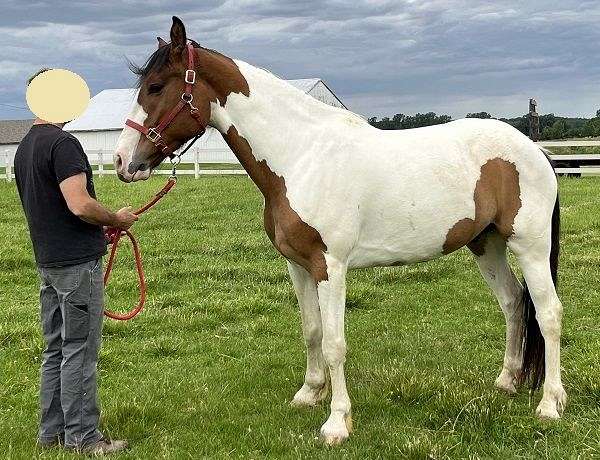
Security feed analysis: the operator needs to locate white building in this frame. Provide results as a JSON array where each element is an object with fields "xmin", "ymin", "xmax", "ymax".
[
  {"xmin": 0, "ymin": 119, "xmax": 33, "ymax": 159},
  {"xmin": 64, "ymin": 78, "xmax": 346, "ymax": 164}
]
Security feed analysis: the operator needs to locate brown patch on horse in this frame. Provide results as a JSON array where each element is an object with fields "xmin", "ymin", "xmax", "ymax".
[
  {"xmin": 443, "ymin": 158, "xmax": 521, "ymax": 255},
  {"xmin": 196, "ymin": 48, "xmax": 250, "ymax": 106},
  {"xmin": 467, "ymin": 224, "xmax": 496, "ymax": 256},
  {"xmin": 223, "ymin": 126, "xmax": 328, "ymax": 282}
]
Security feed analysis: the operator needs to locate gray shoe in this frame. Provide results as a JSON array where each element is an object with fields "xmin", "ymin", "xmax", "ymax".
[
  {"xmin": 37, "ymin": 434, "xmax": 64, "ymax": 449},
  {"xmin": 81, "ymin": 438, "xmax": 128, "ymax": 456}
]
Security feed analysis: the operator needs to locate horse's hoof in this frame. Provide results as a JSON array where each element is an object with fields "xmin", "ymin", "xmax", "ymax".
[
  {"xmin": 290, "ymin": 383, "xmax": 328, "ymax": 408},
  {"xmin": 319, "ymin": 427, "xmax": 349, "ymax": 446},
  {"xmin": 536, "ymin": 385, "xmax": 567, "ymax": 420},
  {"xmin": 319, "ymin": 413, "xmax": 351, "ymax": 445},
  {"xmin": 494, "ymin": 377, "xmax": 517, "ymax": 395},
  {"xmin": 320, "ymin": 432, "xmax": 348, "ymax": 446},
  {"xmin": 536, "ymin": 401, "xmax": 561, "ymax": 420},
  {"xmin": 494, "ymin": 369, "xmax": 518, "ymax": 395}
]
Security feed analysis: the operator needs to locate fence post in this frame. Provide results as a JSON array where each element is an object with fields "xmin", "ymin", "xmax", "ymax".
[
  {"xmin": 194, "ymin": 149, "xmax": 200, "ymax": 179},
  {"xmin": 6, "ymin": 151, "xmax": 12, "ymax": 183},
  {"xmin": 528, "ymin": 98, "xmax": 540, "ymax": 141},
  {"xmin": 98, "ymin": 150, "xmax": 104, "ymax": 177}
]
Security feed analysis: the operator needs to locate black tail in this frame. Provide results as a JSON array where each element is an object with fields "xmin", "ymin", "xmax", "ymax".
[{"xmin": 519, "ymin": 193, "xmax": 560, "ymax": 389}]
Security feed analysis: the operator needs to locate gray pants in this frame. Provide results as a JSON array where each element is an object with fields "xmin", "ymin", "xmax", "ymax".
[{"xmin": 38, "ymin": 258, "xmax": 104, "ymax": 448}]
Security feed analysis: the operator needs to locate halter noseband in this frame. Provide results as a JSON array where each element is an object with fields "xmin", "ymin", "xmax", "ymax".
[{"xmin": 125, "ymin": 42, "xmax": 206, "ymax": 159}]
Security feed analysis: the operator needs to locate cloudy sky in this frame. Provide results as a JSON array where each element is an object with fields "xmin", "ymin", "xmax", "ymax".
[{"xmin": 1, "ymin": 0, "xmax": 599, "ymax": 121}]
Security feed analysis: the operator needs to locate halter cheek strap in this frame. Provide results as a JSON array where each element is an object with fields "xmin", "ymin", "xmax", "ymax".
[{"xmin": 126, "ymin": 42, "xmax": 206, "ymax": 158}]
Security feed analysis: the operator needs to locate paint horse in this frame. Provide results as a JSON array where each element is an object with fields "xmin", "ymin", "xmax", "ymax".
[{"xmin": 114, "ymin": 17, "xmax": 566, "ymax": 445}]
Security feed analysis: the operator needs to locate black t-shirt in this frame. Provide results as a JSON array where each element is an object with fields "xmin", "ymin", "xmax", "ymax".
[{"xmin": 15, "ymin": 124, "xmax": 106, "ymax": 267}]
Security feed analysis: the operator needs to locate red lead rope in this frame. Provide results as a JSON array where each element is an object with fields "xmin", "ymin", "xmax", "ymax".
[{"xmin": 103, "ymin": 177, "xmax": 177, "ymax": 320}]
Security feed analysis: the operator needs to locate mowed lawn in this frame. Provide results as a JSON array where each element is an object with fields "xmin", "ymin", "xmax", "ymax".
[{"xmin": 1, "ymin": 175, "xmax": 599, "ymax": 459}]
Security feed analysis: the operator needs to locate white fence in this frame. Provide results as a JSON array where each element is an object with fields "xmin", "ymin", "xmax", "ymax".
[
  {"xmin": 2, "ymin": 140, "xmax": 600, "ymax": 182},
  {"xmin": 1, "ymin": 148, "xmax": 246, "ymax": 182}
]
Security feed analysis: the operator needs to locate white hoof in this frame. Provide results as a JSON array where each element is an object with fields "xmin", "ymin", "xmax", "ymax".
[
  {"xmin": 290, "ymin": 383, "xmax": 328, "ymax": 408},
  {"xmin": 319, "ymin": 412, "xmax": 352, "ymax": 446},
  {"xmin": 536, "ymin": 401, "xmax": 560, "ymax": 420},
  {"xmin": 494, "ymin": 370, "xmax": 517, "ymax": 395},
  {"xmin": 536, "ymin": 386, "xmax": 567, "ymax": 420}
]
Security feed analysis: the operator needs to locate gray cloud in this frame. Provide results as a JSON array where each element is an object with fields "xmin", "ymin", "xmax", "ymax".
[{"xmin": 1, "ymin": 0, "xmax": 599, "ymax": 120}]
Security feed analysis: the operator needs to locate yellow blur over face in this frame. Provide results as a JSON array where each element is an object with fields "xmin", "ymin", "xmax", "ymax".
[{"xmin": 26, "ymin": 69, "xmax": 90, "ymax": 123}]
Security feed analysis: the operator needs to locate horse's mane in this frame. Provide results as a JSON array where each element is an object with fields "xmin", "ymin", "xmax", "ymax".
[{"xmin": 129, "ymin": 40, "xmax": 203, "ymax": 87}]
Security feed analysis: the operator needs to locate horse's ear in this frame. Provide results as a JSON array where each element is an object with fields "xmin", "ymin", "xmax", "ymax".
[
  {"xmin": 170, "ymin": 16, "xmax": 187, "ymax": 53},
  {"xmin": 157, "ymin": 37, "xmax": 168, "ymax": 49}
]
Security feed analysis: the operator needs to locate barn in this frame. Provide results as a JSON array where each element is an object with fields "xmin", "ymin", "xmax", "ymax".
[
  {"xmin": 0, "ymin": 119, "xmax": 34, "ymax": 159},
  {"xmin": 64, "ymin": 78, "xmax": 347, "ymax": 164}
]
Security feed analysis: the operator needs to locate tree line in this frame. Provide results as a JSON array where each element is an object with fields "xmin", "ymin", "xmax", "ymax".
[{"xmin": 368, "ymin": 110, "xmax": 600, "ymax": 140}]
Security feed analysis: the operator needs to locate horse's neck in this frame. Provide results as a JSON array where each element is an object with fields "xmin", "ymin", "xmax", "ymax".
[{"xmin": 209, "ymin": 61, "xmax": 334, "ymax": 177}]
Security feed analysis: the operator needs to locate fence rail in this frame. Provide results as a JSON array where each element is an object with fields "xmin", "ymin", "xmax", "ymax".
[
  {"xmin": 0, "ymin": 148, "xmax": 246, "ymax": 181},
  {"xmin": 2, "ymin": 141, "xmax": 600, "ymax": 181}
]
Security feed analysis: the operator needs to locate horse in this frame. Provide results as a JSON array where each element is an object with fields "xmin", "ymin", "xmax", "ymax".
[{"xmin": 114, "ymin": 16, "xmax": 566, "ymax": 445}]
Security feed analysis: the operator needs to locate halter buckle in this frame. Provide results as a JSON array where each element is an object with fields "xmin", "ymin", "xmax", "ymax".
[
  {"xmin": 146, "ymin": 128, "xmax": 161, "ymax": 143},
  {"xmin": 185, "ymin": 70, "xmax": 196, "ymax": 84}
]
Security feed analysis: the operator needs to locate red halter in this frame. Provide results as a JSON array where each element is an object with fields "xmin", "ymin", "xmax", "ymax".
[{"xmin": 125, "ymin": 42, "xmax": 206, "ymax": 158}]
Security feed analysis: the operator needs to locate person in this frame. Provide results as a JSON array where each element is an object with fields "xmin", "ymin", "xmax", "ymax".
[{"xmin": 14, "ymin": 68, "xmax": 136, "ymax": 455}]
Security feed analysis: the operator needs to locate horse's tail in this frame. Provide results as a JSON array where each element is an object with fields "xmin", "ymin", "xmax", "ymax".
[{"xmin": 519, "ymin": 153, "xmax": 560, "ymax": 389}]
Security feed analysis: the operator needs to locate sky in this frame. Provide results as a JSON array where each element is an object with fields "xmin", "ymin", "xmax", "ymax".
[{"xmin": 1, "ymin": 0, "xmax": 599, "ymax": 121}]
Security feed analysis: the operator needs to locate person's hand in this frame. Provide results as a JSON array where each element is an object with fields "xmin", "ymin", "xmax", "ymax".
[{"xmin": 114, "ymin": 206, "xmax": 138, "ymax": 230}]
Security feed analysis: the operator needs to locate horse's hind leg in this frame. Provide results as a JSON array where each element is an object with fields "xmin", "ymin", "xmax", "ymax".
[
  {"xmin": 468, "ymin": 230, "xmax": 523, "ymax": 394},
  {"xmin": 287, "ymin": 261, "xmax": 328, "ymax": 407},
  {"xmin": 509, "ymin": 237, "xmax": 566, "ymax": 419}
]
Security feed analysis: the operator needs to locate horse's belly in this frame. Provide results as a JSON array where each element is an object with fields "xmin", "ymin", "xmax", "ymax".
[
  {"xmin": 346, "ymin": 166, "xmax": 479, "ymax": 269},
  {"xmin": 348, "ymin": 215, "xmax": 450, "ymax": 268}
]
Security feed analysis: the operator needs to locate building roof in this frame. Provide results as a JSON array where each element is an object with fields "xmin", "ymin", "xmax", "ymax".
[
  {"xmin": 0, "ymin": 119, "xmax": 34, "ymax": 145},
  {"xmin": 287, "ymin": 78, "xmax": 321, "ymax": 93},
  {"xmin": 65, "ymin": 78, "xmax": 339, "ymax": 132},
  {"xmin": 65, "ymin": 88, "xmax": 138, "ymax": 132}
]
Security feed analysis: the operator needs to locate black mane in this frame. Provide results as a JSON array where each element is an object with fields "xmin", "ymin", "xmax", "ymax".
[{"xmin": 129, "ymin": 40, "xmax": 202, "ymax": 87}]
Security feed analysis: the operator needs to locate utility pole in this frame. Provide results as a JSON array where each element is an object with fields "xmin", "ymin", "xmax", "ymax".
[{"xmin": 528, "ymin": 98, "xmax": 540, "ymax": 141}]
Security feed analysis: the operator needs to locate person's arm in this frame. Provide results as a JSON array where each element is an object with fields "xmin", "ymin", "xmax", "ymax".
[{"xmin": 59, "ymin": 173, "xmax": 137, "ymax": 229}]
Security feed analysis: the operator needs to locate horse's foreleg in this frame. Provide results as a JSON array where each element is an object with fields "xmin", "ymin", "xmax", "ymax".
[
  {"xmin": 316, "ymin": 255, "xmax": 351, "ymax": 445},
  {"xmin": 287, "ymin": 261, "xmax": 328, "ymax": 407}
]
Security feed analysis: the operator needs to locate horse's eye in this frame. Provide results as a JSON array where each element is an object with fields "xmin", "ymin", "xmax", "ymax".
[{"xmin": 148, "ymin": 83, "xmax": 164, "ymax": 94}]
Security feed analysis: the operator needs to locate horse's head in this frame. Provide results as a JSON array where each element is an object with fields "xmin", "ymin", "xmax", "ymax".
[{"xmin": 114, "ymin": 16, "xmax": 216, "ymax": 182}]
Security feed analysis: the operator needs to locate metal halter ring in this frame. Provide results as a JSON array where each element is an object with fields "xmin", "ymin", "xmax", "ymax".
[
  {"xmin": 185, "ymin": 69, "xmax": 196, "ymax": 84},
  {"xmin": 146, "ymin": 128, "xmax": 161, "ymax": 143},
  {"xmin": 169, "ymin": 154, "xmax": 182, "ymax": 166},
  {"xmin": 181, "ymin": 93, "xmax": 193, "ymax": 103}
]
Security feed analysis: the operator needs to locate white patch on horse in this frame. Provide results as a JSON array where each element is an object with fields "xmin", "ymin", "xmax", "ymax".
[
  {"xmin": 114, "ymin": 99, "xmax": 147, "ymax": 178},
  {"xmin": 212, "ymin": 62, "xmax": 537, "ymax": 266}
]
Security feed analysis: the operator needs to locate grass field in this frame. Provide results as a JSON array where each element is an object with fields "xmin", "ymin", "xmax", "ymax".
[{"xmin": 1, "ymin": 175, "xmax": 599, "ymax": 459}]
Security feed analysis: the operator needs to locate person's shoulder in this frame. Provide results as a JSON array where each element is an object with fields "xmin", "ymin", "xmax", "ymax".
[{"xmin": 54, "ymin": 130, "xmax": 83, "ymax": 152}]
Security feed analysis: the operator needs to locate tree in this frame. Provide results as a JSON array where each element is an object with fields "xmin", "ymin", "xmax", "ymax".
[
  {"xmin": 581, "ymin": 117, "xmax": 600, "ymax": 137},
  {"xmin": 466, "ymin": 112, "xmax": 493, "ymax": 119},
  {"xmin": 541, "ymin": 120, "xmax": 568, "ymax": 140},
  {"xmin": 368, "ymin": 112, "xmax": 452, "ymax": 130}
]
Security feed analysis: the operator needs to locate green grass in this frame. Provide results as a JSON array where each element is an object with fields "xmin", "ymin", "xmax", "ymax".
[
  {"xmin": 1, "ymin": 176, "xmax": 600, "ymax": 459},
  {"xmin": 544, "ymin": 146, "xmax": 600, "ymax": 155}
]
